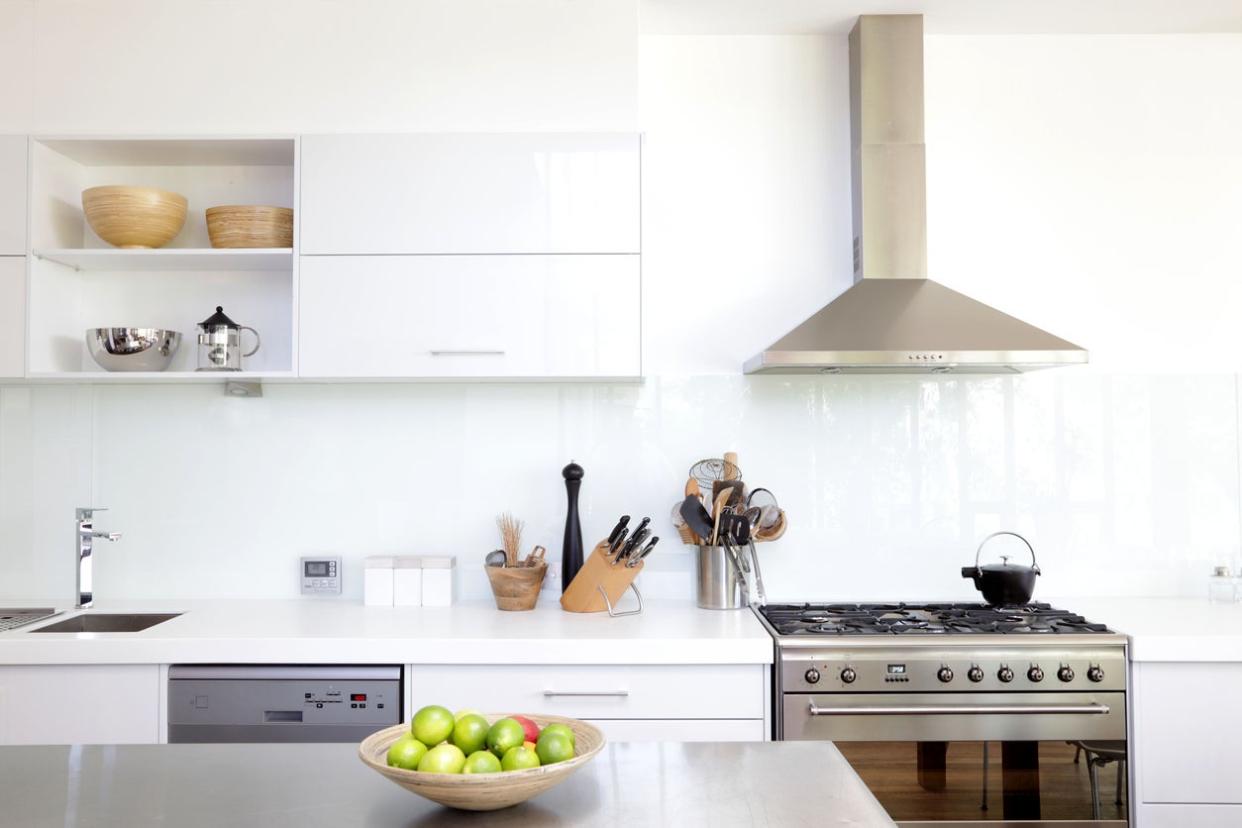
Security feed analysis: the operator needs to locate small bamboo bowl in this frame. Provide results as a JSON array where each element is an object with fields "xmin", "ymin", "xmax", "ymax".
[
  {"xmin": 359, "ymin": 714, "xmax": 605, "ymax": 811},
  {"xmin": 206, "ymin": 205, "xmax": 293, "ymax": 248},
  {"xmin": 485, "ymin": 561, "xmax": 547, "ymax": 611}
]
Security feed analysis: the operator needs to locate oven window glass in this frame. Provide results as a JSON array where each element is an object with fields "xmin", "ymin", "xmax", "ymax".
[{"xmin": 835, "ymin": 740, "xmax": 1128, "ymax": 823}]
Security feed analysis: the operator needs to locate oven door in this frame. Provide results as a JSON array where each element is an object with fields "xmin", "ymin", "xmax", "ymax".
[{"xmin": 783, "ymin": 691, "xmax": 1128, "ymax": 826}]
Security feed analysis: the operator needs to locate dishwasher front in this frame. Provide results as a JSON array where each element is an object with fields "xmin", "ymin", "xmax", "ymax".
[{"xmin": 168, "ymin": 665, "xmax": 402, "ymax": 743}]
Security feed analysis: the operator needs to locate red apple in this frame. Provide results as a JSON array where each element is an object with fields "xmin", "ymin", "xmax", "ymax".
[{"xmin": 511, "ymin": 715, "xmax": 540, "ymax": 744}]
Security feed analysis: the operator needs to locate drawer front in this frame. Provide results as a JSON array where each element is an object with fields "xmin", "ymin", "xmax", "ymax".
[
  {"xmin": 413, "ymin": 665, "xmax": 765, "ymax": 720},
  {"xmin": 300, "ymin": 133, "xmax": 640, "ymax": 255},
  {"xmin": 587, "ymin": 719, "xmax": 765, "ymax": 743},
  {"xmin": 1139, "ymin": 804, "xmax": 1242, "ymax": 828},
  {"xmin": 0, "ymin": 256, "xmax": 24, "ymax": 377},
  {"xmin": 298, "ymin": 254, "xmax": 639, "ymax": 378}
]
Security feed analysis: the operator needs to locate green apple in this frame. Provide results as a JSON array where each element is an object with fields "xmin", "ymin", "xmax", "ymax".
[
  {"xmin": 417, "ymin": 742, "xmax": 466, "ymax": 774},
  {"xmin": 462, "ymin": 750, "xmax": 502, "ymax": 774},
  {"xmin": 386, "ymin": 734, "xmax": 428, "ymax": 770},
  {"xmin": 501, "ymin": 744, "xmax": 541, "ymax": 771},
  {"xmin": 535, "ymin": 730, "xmax": 574, "ymax": 765},
  {"xmin": 411, "ymin": 705, "xmax": 455, "ymax": 746},
  {"xmin": 451, "ymin": 713, "xmax": 490, "ymax": 755},
  {"xmin": 539, "ymin": 723, "xmax": 575, "ymax": 748},
  {"xmin": 486, "ymin": 717, "xmax": 526, "ymax": 758},
  {"xmin": 454, "ymin": 708, "xmax": 483, "ymax": 722}
]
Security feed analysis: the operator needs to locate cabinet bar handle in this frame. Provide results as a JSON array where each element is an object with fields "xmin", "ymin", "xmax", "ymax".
[
  {"xmin": 542, "ymin": 690, "xmax": 630, "ymax": 698},
  {"xmin": 429, "ymin": 350, "xmax": 506, "ymax": 356}
]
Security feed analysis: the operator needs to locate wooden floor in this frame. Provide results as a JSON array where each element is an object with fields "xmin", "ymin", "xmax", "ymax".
[{"xmin": 836, "ymin": 741, "xmax": 1127, "ymax": 822}]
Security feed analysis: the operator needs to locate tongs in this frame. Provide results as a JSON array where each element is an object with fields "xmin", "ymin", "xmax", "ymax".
[{"xmin": 719, "ymin": 509, "xmax": 767, "ymax": 606}]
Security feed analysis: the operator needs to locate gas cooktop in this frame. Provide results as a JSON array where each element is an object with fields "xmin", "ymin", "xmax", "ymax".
[{"xmin": 758, "ymin": 602, "xmax": 1113, "ymax": 636}]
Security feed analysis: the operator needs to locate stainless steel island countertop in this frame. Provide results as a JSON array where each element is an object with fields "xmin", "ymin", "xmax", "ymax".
[{"xmin": 1, "ymin": 740, "xmax": 895, "ymax": 827}]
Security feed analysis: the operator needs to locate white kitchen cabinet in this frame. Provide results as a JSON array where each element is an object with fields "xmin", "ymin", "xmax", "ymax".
[
  {"xmin": 0, "ymin": 665, "xmax": 160, "ymax": 745},
  {"xmin": 299, "ymin": 254, "xmax": 640, "ymax": 378},
  {"xmin": 412, "ymin": 664, "xmax": 767, "ymax": 740},
  {"xmin": 1138, "ymin": 804, "xmax": 1242, "ymax": 828},
  {"xmin": 299, "ymin": 133, "xmax": 639, "ymax": 255},
  {"xmin": 0, "ymin": 135, "xmax": 26, "ymax": 255},
  {"xmin": 0, "ymin": 256, "xmax": 25, "ymax": 377},
  {"xmin": 586, "ymin": 719, "xmax": 765, "ymax": 743}
]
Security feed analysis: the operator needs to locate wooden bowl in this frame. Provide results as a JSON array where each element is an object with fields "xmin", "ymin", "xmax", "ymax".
[
  {"xmin": 82, "ymin": 186, "xmax": 187, "ymax": 249},
  {"xmin": 485, "ymin": 562, "xmax": 547, "ymax": 611},
  {"xmin": 205, "ymin": 205, "xmax": 293, "ymax": 248},
  {"xmin": 358, "ymin": 714, "xmax": 605, "ymax": 812}
]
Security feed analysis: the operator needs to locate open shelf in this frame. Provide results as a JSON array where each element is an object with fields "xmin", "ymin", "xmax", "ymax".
[
  {"xmin": 32, "ymin": 248, "xmax": 293, "ymax": 272},
  {"xmin": 26, "ymin": 370, "xmax": 295, "ymax": 383}
]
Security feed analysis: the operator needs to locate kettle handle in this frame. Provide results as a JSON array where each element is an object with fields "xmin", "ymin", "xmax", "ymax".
[
  {"xmin": 240, "ymin": 326, "xmax": 261, "ymax": 358},
  {"xmin": 973, "ymin": 531, "xmax": 1039, "ymax": 573}
]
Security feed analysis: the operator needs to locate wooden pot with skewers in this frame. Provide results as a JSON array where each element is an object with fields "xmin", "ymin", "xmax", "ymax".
[{"xmin": 486, "ymin": 513, "xmax": 548, "ymax": 611}]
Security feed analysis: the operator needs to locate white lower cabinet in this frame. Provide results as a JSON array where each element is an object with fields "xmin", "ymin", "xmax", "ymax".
[
  {"xmin": 298, "ymin": 254, "xmax": 640, "ymax": 379},
  {"xmin": 0, "ymin": 665, "xmax": 160, "ymax": 745},
  {"xmin": 412, "ymin": 664, "xmax": 768, "ymax": 741},
  {"xmin": 1133, "ymin": 662, "xmax": 1242, "ymax": 826}
]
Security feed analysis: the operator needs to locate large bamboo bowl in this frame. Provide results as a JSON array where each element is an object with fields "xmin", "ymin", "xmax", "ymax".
[
  {"xmin": 359, "ymin": 714, "xmax": 605, "ymax": 811},
  {"xmin": 82, "ymin": 186, "xmax": 187, "ymax": 249},
  {"xmin": 205, "ymin": 205, "xmax": 293, "ymax": 248}
]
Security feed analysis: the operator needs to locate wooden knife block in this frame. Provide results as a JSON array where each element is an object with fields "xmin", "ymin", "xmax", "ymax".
[{"xmin": 560, "ymin": 539, "xmax": 644, "ymax": 613}]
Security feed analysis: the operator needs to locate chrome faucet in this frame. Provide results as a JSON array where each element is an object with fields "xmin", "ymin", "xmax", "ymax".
[{"xmin": 76, "ymin": 507, "xmax": 121, "ymax": 609}]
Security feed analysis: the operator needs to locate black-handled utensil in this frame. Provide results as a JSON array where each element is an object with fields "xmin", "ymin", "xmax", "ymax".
[
  {"xmin": 616, "ymin": 525, "xmax": 650, "ymax": 565},
  {"xmin": 680, "ymin": 495, "xmax": 714, "ymax": 542},
  {"xmin": 609, "ymin": 527, "xmax": 629, "ymax": 557},
  {"xmin": 607, "ymin": 515, "xmax": 630, "ymax": 546}
]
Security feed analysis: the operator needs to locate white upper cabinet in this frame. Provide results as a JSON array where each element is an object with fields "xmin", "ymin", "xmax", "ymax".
[
  {"xmin": 0, "ymin": 257, "xmax": 25, "ymax": 377},
  {"xmin": 299, "ymin": 134, "xmax": 640, "ymax": 255},
  {"xmin": 0, "ymin": 135, "xmax": 26, "ymax": 255},
  {"xmin": 299, "ymin": 254, "xmax": 640, "ymax": 378}
]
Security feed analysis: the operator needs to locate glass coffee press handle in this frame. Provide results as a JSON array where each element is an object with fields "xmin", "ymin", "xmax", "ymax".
[{"xmin": 240, "ymin": 326, "xmax": 261, "ymax": 357}]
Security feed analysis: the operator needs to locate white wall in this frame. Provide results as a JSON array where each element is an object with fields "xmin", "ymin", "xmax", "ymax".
[{"xmin": 2, "ymin": 14, "xmax": 1242, "ymax": 607}]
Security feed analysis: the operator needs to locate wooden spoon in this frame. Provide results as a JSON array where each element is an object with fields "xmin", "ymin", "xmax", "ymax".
[
  {"xmin": 723, "ymin": 452, "xmax": 739, "ymax": 480},
  {"xmin": 685, "ymin": 477, "xmax": 701, "ymax": 499},
  {"xmin": 710, "ymin": 488, "xmax": 732, "ymax": 545}
]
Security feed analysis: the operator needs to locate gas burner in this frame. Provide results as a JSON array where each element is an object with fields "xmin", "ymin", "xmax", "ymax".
[{"xmin": 759, "ymin": 602, "xmax": 1114, "ymax": 636}]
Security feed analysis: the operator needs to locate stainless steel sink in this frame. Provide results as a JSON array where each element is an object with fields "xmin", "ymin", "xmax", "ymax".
[{"xmin": 29, "ymin": 612, "xmax": 181, "ymax": 633}]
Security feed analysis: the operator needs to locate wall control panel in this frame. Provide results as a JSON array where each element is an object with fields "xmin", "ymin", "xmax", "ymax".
[{"xmin": 301, "ymin": 556, "xmax": 342, "ymax": 595}]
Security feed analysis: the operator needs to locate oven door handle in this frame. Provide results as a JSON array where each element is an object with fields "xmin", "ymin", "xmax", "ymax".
[{"xmin": 807, "ymin": 701, "xmax": 1111, "ymax": 716}]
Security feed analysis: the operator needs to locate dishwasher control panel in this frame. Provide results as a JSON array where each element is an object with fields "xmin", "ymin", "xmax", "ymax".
[{"xmin": 168, "ymin": 665, "xmax": 401, "ymax": 743}]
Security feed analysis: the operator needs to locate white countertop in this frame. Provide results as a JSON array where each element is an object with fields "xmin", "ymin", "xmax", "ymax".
[
  {"xmin": 0, "ymin": 599, "xmax": 775, "ymax": 666},
  {"xmin": 1066, "ymin": 596, "xmax": 1242, "ymax": 662}
]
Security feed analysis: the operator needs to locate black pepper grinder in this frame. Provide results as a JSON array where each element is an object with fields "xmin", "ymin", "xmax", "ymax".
[{"xmin": 561, "ymin": 461, "xmax": 585, "ymax": 591}]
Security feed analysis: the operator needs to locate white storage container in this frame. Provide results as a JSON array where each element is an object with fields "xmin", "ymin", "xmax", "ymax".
[
  {"xmin": 363, "ymin": 556, "xmax": 395, "ymax": 606},
  {"xmin": 394, "ymin": 557, "xmax": 423, "ymax": 607},
  {"xmin": 422, "ymin": 556, "xmax": 455, "ymax": 606}
]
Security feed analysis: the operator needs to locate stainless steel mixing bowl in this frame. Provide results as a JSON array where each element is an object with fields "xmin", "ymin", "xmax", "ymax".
[{"xmin": 86, "ymin": 328, "xmax": 182, "ymax": 372}]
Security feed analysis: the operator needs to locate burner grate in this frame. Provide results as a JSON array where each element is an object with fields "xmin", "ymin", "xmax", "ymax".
[{"xmin": 759, "ymin": 602, "xmax": 1112, "ymax": 636}]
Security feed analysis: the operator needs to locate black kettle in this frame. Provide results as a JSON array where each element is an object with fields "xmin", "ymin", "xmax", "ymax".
[{"xmin": 961, "ymin": 531, "xmax": 1041, "ymax": 606}]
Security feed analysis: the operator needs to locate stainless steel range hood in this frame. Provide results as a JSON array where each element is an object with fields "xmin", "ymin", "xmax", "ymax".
[{"xmin": 744, "ymin": 14, "xmax": 1086, "ymax": 375}]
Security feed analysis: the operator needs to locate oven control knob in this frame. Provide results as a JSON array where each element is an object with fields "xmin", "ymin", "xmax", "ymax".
[
  {"xmin": 997, "ymin": 665, "xmax": 1015, "ymax": 683},
  {"xmin": 936, "ymin": 666, "xmax": 954, "ymax": 683},
  {"xmin": 1057, "ymin": 665, "xmax": 1075, "ymax": 683},
  {"xmin": 1027, "ymin": 665, "xmax": 1045, "ymax": 683},
  {"xmin": 839, "ymin": 667, "xmax": 857, "ymax": 684},
  {"xmin": 804, "ymin": 668, "xmax": 821, "ymax": 685},
  {"xmin": 967, "ymin": 665, "xmax": 985, "ymax": 683},
  {"xmin": 1087, "ymin": 665, "xmax": 1105, "ymax": 683}
]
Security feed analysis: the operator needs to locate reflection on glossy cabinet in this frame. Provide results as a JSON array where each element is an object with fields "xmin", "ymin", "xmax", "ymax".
[
  {"xmin": 0, "ymin": 257, "xmax": 24, "ymax": 377},
  {"xmin": 0, "ymin": 665, "xmax": 160, "ymax": 745},
  {"xmin": 299, "ymin": 255, "xmax": 640, "ymax": 378},
  {"xmin": 0, "ymin": 135, "xmax": 26, "ymax": 255},
  {"xmin": 299, "ymin": 133, "xmax": 640, "ymax": 255}
]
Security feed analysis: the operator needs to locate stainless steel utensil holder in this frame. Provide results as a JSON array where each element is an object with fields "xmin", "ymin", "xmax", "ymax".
[{"xmin": 696, "ymin": 545, "xmax": 749, "ymax": 610}]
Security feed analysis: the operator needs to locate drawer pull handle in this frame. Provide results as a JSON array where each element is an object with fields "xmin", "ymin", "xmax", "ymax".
[
  {"xmin": 429, "ymin": 350, "xmax": 506, "ymax": 356},
  {"xmin": 542, "ymin": 690, "xmax": 630, "ymax": 698}
]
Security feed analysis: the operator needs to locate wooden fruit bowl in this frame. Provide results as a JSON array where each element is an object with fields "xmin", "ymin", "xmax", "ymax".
[
  {"xmin": 82, "ymin": 185, "xmax": 187, "ymax": 249},
  {"xmin": 358, "ymin": 714, "xmax": 605, "ymax": 812}
]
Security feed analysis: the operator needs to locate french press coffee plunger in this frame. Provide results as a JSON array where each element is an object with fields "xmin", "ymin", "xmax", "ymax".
[{"xmin": 196, "ymin": 306, "xmax": 260, "ymax": 372}]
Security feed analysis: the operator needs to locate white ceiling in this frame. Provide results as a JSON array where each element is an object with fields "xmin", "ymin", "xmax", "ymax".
[{"xmin": 641, "ymin": 0, "xmax": 1242, "ymax": 35}]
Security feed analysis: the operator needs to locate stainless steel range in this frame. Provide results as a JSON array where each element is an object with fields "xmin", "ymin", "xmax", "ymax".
[{"xmin": 757, "ymin": 602, "xmax": 1129, "ymax": 826}]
